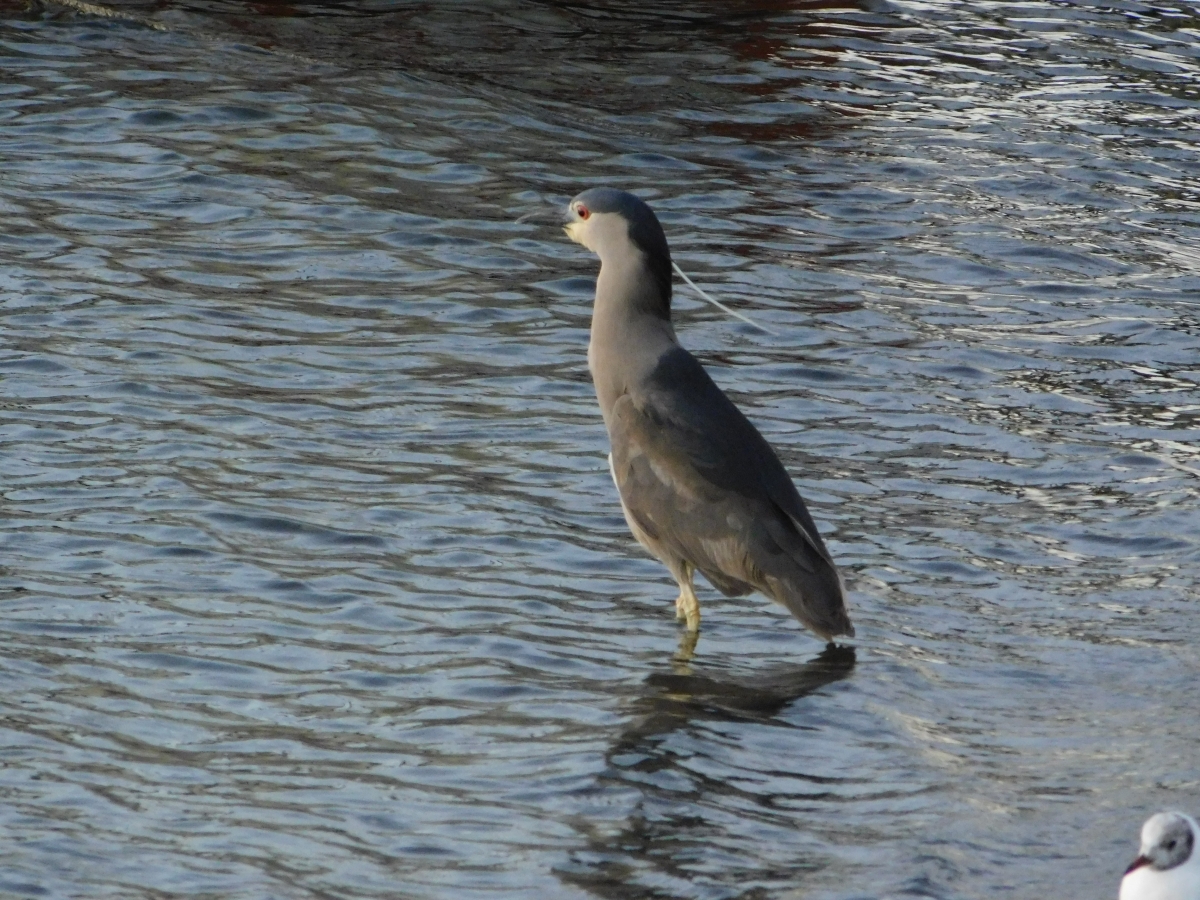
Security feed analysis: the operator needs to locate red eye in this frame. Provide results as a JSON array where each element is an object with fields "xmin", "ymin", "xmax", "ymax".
[{"xmin": 578, "ymin": 205, "xmax": 590, "ymax": 220}]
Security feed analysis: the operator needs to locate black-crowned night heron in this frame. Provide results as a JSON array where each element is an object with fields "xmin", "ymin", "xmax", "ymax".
[
  {"xmin": 1120, "ymin": 812, "xmax": 1200, "ymax": 900},
  {"xmin": 563, "ymin": 187, "xmax": 854, "ymax": 643}
]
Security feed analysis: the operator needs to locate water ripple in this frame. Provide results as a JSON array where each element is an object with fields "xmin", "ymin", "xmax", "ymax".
[{"xmin": 1, "ymin": 1, "xmax": 1198, "ymax": 898}]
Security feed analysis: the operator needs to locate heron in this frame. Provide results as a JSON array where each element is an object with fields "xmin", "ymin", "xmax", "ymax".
[{"xmin": 562, "ymin": 187, "xmax": 853, "ymax": 643}]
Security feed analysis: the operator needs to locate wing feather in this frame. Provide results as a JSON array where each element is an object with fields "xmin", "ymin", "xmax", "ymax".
[{"xmin": 604, "ymin": 345, "xmax": 851, "ymax": 636}]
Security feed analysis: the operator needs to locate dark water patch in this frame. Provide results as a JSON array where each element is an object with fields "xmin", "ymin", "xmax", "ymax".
[
  {"xmin": 0, "ymin": 355, "xmax": 74, "ymax": 373},
  {"xmin": 206, "ymin": 511, "xmax": 389, "ymax": 547}
]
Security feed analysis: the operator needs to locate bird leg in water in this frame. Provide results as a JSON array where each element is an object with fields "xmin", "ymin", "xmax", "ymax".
[
  {"xmin": 674, "ymin": 562, "xmax": 700, "ymax": 631},
  {"xmin": 674, "ymin": 628, "xmax": 700, "ymax": 666}
]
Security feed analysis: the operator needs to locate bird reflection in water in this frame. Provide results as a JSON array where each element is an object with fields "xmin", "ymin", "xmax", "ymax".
[
  {"xmin": 558, "ymin": 645, "xmax": 856, "ymax": 898},
  {"xmin": 624, "ymin": 642, "xmax": 855, "ymax": 749}
]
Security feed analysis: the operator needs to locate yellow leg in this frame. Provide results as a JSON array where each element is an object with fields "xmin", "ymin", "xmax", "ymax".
[{"xmin": 674, "ymin": 563, "xmax": 700, "ymax": 631}]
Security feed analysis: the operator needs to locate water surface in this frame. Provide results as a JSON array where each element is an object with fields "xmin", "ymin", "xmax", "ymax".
[{"xmin": 1, "ymin": 1, "xmax": 1198, "ymax": 898}]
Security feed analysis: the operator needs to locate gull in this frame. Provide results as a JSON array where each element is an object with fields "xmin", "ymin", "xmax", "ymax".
[{"xmin": 1120, "ymin": 811, "xmax": 1200, "ymax": 900}]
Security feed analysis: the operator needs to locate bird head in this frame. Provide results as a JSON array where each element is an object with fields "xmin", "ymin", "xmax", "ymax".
[
  {"xmin": 564, "ymin": 188, "xmax": 673, "ymax": 311},
  {"xmin": 1126, "ymin": 811, "xmax": 1197, "ymax": 875}
]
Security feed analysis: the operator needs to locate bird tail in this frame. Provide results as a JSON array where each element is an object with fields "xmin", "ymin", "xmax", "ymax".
[
  {"xmin": 770, "ymin": 557, "xmax": 854, "ymax": 641},
  {"xmin": 757, "ymin": 505, "xmax": 854, "ymax": 640}
]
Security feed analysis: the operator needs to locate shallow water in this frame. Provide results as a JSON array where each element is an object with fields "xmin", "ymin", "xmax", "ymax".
[{"xmin": 1, "ymin": 0, "xmax": 1198, "ymax": 897}]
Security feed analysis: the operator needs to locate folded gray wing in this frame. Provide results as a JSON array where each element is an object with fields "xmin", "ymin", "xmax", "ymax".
[{"xmin": 607, "ymin": 346, "xmax": 838, "ymax": 596}]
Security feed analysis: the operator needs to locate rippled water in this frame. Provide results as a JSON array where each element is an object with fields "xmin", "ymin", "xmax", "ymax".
[{"xmin": 2, "ymin": 1, "xmax": 1198, "ymax": 897}]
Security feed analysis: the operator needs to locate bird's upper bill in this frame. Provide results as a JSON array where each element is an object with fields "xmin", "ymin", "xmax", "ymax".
[{"xmin": 1125, "ymin": 854, "xmax": 1151, "ymax": 875}]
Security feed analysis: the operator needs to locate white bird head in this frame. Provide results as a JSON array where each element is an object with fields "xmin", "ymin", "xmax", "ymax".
[
  {"xmin": 1129, "ymin": 813, "xmax": 1197, "ymax": 875},
  {"xmin": 1120, "ymin": 811, "xmax": 1200, "ymax": 900}
]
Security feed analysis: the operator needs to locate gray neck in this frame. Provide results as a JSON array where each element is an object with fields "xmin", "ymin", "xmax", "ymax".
[{"xmin": 587, "ymin": 252, "xmax": 677, "ymax": 425}]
